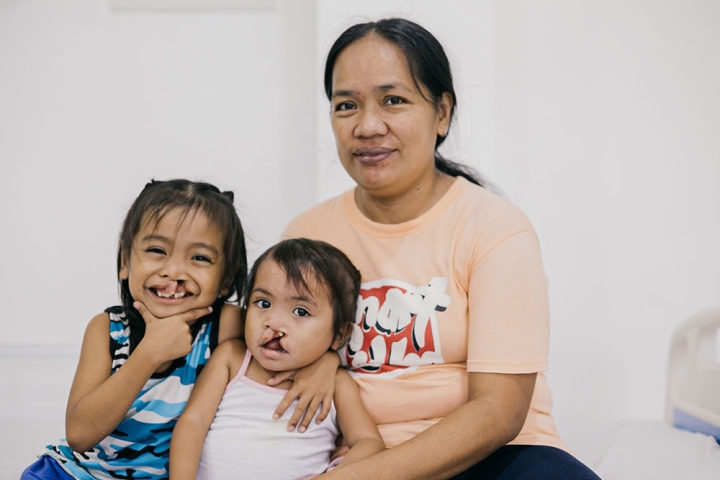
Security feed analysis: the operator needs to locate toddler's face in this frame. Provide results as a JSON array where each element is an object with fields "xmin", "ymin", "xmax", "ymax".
[
  {"xmin": 245, "ymin": 259, "xmax": 342, "ymax": 374},
  {"xmin": 120, "ymin": 208, "xmax": 225, "ymax": 320}
]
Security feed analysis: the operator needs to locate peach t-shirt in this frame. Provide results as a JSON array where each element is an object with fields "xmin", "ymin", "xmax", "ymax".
[{"xmin": 283, "ymin": 177, "xmax": 567, "ymax": 451}]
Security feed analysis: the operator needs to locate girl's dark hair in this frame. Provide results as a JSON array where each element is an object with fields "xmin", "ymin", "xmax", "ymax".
[
  {"xmin": 324, "ymin": 17, "xmax": 485, "ymax": 187},
  {"xmin": 117, "ymin": 179, "xmax": 247, "ymax": 352},
  {"xmin": 242, "ymin": 238, "xmax": 361, "ymax": 343}
]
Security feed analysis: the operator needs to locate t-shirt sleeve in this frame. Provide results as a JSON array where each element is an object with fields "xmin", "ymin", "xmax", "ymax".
[
  {"xmin": 281, "ymin": 215, "xmax": 305, "ymax": 240},
  {"xmin": 466, "ymin": 229, "xmax": 550, "ymax": 374},
  {"xmin": 281, "ymin": 197, "xmax": 338, "ymax": 241}
]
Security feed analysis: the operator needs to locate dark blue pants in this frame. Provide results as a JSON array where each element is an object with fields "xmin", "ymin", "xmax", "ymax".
[
  {"xmin": 22, "ymin": 446, "xmax": 599, "ymax": 480},
  {"xmin": 450, "ymin": 445, "xmax": 601, "ymax": 480},
  {"xmin": 21, "ymin": 457, "xmax": 74, "ymax": 480}
]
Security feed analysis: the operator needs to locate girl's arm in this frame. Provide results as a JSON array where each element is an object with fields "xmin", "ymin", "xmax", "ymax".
[
  {"xmin": 318, "ymin": 371, "xmax": 536, "ymax": 480},
  {"xmin": 268, "ymin": 350, "xmax": 340, "ymax": 432},
  {"xmin": 331, "ymin": 370, "xmax": 385, "ymax": 467},
  {"xmin": 217, "ymin": 303, "xmax": 243, "ymax": 343},
  {"xmin": 170, "ymin": 339, "xmax": 241, "ymax": 480},
  {"xmin": 65, "ymin": 304, "xmax": 212, "ymax": 452}
]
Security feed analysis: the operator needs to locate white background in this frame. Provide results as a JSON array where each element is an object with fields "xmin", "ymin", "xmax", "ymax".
[{"xmin": 1, "ymin": 0, "xmax": 719, "ymax": 476}]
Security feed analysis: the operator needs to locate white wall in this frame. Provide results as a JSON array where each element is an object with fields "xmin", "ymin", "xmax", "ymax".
[
  {"xmin": 491, "ymin": 0, "xmax": 720, "ymax": 444},
  {"xmin": 1, "ymin": 0, "xmax": 719, "ymax": 474},
  {"xmin": 0, "ymin": 0, "xmax": 318, "ymax": 348}
]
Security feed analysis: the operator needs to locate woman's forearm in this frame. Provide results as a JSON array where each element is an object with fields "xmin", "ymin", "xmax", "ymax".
[
  {"xmin": 323, "ymin": 398, "xmax": 501, "ymax": 479},
  {"xmin": 322, "ymin": 372, "xmax": 535, "ymax": 480}
]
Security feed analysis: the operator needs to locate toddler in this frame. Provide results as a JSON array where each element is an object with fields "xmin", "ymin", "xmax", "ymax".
[{"xmin": 169, "ymin": 238, "xmax": 385, "ymax": 479}]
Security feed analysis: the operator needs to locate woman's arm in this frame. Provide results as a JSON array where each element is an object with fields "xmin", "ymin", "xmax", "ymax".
[
  {"xmin": 65, "ymin": 305, "xmax": 212, "ymax": 452},
  {"xmin": 331, "ymin": 370, "xmax": 385, "ymax": 467},
  {"xmin": 268, "ymin": 350, "xmax": 341, "ymax": 432},
  {"xmin": 319, "ymin": 371, "xmax": 536, "ymax": 480},
  {"xmin": 170, "ymin": 339, "xmax": 241, "ymax": 480}
]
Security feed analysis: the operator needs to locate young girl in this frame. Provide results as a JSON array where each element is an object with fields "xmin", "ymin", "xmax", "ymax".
[
  {"xmin": 169, "ymin": 238, "xmax": 385, "ymax": 480},
  {"xmin": 22, "ymin": 180, "xmax": 337, "ymax": 480}
]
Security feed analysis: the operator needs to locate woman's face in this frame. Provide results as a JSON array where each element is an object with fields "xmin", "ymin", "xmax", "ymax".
[{"xmin": 330, "ymin": 34, "xmax": 452, "ymax": 199}]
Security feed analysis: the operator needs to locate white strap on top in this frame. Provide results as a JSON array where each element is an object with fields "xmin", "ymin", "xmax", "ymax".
[{"xmin": 225, "ymin": 348, "xmax": 253, "ymax": 392}]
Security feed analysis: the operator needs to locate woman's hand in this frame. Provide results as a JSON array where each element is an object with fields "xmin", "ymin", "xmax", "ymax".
[{"xmin": 267, "ymin": 351, "xmax": 341, "ymax": 432}]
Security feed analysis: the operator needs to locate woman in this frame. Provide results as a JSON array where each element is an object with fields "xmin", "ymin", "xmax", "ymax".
[{"xmin": 283, "ymin": 18, "xmax": 599, "ymax": 480}]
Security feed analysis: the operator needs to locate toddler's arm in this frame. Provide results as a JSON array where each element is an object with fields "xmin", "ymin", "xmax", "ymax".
[
  {"xmin": 170, "ymin": 339, "xmax": 242, "ymax": 480},
  {"xmin": 65, "ymin": 304, "xmax": 211, "ymax": 452},
  {"xmin": 269, "ymin": 350, "xmax": 341, "ymax": 432},
  {"xmin": 331, "ymin": 369, "xmax": 385, "ymax": 467}
]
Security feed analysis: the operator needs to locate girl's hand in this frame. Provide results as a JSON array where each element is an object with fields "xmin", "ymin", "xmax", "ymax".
[
  {"xmin": 268, "ymin": 351, "xmax": 340, "ymax": 432},
  {"xmin": 134, "ymin": 301, "xmax": 212, "ymax": 367}
]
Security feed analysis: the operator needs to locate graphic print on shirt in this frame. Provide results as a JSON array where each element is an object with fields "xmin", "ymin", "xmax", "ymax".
[{"xmin": 339, "ymin": 277, "xmax": 450, "ymax": 378}]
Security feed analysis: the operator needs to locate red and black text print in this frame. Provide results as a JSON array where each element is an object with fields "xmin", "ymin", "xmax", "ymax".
[{"xmin": 339, "ymin": 277, "xmax": 451, "ymax": 378}]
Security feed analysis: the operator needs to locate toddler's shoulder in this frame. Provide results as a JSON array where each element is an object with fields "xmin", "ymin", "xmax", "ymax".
[{"xmin": 214, "ymin": 337, "xmax": 248, "ymax": 359}]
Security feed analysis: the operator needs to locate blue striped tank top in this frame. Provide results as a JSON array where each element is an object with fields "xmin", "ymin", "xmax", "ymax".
[{"xmin": 43, "ymin": 305, "xmax": 219, "ymax": 479}]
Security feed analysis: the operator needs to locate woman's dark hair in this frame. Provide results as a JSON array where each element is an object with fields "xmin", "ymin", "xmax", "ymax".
[
  {"xmin": 242, "ymin": 238, "xmax": 361, "ymax": 344},
  {"xmin": 324, "ymin": 17, "xmax": 485, "ymax": 187},
  {"xmin": 117, "ymin": 179, "xmax": 247, "ymax": 352}
]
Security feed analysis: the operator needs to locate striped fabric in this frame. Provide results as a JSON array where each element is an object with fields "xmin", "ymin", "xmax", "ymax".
[{"xmin": 43, "ymin": 306, "xmax": 217, "ymax": 480}]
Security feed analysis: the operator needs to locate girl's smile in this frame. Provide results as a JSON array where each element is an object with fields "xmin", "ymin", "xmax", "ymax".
[
  {"xmin": 120, "ymin": 208, "xmax": 225, "ymax": 320},
  {"xmin": 150, "ymin": 281, "xmax": 191, "ymax": 299}
]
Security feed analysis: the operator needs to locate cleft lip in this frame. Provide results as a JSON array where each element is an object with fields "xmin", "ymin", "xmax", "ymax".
[
  {"xmin": 261, "ymin": 331, "xmax": 287, "ymax": 352},
  {"xmin": 152, "ymin": 289, "xmax": 191, "ymax": 299},
  {"xmin": 150, "ymin": 281, "xmax": 193, "ymax": 300}
]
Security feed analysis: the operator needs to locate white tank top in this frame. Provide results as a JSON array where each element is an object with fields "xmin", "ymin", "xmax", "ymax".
[{"xmin": 197, "ymin": 350, "xmax": 340, "ymax": 480}]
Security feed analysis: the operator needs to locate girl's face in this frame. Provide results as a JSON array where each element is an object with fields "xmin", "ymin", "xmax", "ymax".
[
  {"xmin": 330, "ymin": 34, "xmax": 452, "ymax": 199},
  {"xmin": 244, "ymin": 259, "xmax": 344, "ymax": 374},
  {"xmin": 120, "ymin": 208, "xmax": 226, "ymax": 320}
]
